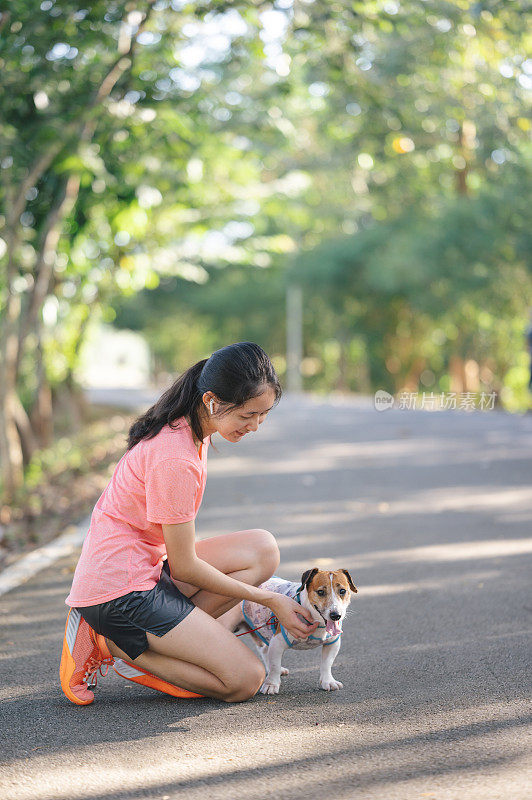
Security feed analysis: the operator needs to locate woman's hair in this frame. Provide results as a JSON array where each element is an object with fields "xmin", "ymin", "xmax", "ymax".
[{"xmin": 127, "ymin": 342, "xmax": 282, "ymax": 451}]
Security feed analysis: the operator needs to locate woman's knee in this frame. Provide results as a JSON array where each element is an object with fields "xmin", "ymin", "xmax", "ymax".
[
  {"xmin": 222, "ymin": 659, "xmax": 266, "ymax": 703},
  {"xmin": 250, "ymin": 529, "xmax": 280, "ymax": 574}
]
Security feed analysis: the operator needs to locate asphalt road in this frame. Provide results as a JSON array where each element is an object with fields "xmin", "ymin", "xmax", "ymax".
[{"xmin": 1, "ymin": 391, "xmax": 531, "ymax": 800}]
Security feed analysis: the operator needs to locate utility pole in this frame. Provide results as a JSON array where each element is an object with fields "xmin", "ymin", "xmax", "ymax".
[{"xmin": 286, "ymin": 283, "xmax": 303, "ymax": 393}]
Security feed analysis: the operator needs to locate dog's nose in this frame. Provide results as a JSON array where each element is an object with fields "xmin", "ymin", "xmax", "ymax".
[{"xmin": 329, "ymin": 612, "xmax": 341, "ymax": 621}]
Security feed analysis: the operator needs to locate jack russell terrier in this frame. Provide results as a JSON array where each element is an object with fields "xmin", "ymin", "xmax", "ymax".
[{"xmin": 234, "ymin": 567, "xmax": 357, "ymax": 695}]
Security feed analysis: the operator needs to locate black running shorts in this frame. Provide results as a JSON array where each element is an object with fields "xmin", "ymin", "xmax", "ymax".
[{"xmin": 78, "ymin": 560, "xmax": 196, "ymax": 660}]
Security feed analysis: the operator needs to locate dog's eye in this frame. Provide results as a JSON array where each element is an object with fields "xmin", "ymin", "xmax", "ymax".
[
  {"xmin": 316, "ymin": 589, "xmax": 326, "ymax": 596},
  {"xmin": 339, "ymin": 588, "xmax": 346, "ymax": 595}
]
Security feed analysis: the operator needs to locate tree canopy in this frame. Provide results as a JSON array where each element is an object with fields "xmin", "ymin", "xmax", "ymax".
[{"xmin": 1, "ymin": 0, "xmax": 531, "ymax": 499}]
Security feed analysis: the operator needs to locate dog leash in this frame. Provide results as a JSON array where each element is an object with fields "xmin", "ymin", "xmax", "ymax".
[
  {"xmin": 234, "ymin": 612, "xmax": 320, "ymax": 638},
  {"xmin": 236, "ymin": 583, "xmax": 306, "ymax": 638},
  {"xmin": 235, "ymin": 587, "xmax": 320, "ymax": 638},
  {"xmin": 235, "ymin": 614, "xmax": 278, "ymax": 637},
  {"xmin": 236, "ymin": 607, "xmax": 341, "ymax": 647}
]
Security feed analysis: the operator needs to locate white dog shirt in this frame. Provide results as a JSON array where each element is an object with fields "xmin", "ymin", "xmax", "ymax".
[{"xmin": 241, "ymin": 575, "xmax": 342, "ymax": 649}]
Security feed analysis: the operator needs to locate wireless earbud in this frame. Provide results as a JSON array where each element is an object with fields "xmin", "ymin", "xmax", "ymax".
[{"xmin": 209, "ymin": 400, "xmax": 214, "ymax": 414}]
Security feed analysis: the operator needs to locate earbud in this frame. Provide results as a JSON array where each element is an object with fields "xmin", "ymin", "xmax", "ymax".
[{"xmin": 209, "ymin": 399, "xmax": 214, "ymax": 414}]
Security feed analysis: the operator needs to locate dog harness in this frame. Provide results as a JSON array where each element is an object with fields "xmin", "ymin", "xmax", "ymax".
[{"xmin": 241, "ymin": 575, "xmax": 342, "ymax": 649}]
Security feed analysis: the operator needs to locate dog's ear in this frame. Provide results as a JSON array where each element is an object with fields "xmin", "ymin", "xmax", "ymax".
[
  {"xmin": 297, "ymin": 567, "xmax": 319, "ymax": 593},
  {"xmin": 340, "ymin": 569, "xmax": 358, "ymax": 593}
]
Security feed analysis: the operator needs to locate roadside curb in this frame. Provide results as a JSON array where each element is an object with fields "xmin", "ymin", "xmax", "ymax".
[{"xmin": 0, "ymin": 515, "xmax": 90, "ymax": 598}]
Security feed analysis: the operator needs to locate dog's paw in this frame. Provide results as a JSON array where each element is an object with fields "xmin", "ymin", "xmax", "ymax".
[
  {"xmin": 260, "ymin": 680, "xmax": 280, "ymax": 695},
  {"xmin": 320, "ymin": 678, "xmax": 343, "ymax": 691},
  {"xmin": 280, "ymin": 666, "xmax": 289, "ymax": 676}
]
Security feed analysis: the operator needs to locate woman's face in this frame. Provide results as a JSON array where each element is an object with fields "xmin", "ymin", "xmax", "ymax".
[{"xmin": 206, "ymin": 387, "xmax": 277, "ymax": 443}]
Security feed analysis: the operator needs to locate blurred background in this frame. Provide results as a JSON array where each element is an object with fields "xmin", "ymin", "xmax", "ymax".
[{"xmin": 1, "ymin": 1, "xmax": 531, "ymax": 551}]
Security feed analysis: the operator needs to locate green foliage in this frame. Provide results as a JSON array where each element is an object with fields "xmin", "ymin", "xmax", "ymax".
[{"xmin": 1, "ymin": 0, "xmax": 531, "ymax": 427}]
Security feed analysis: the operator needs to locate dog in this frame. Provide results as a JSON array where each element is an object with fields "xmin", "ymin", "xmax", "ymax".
[{"xmin": 233, "ymin": 567, "xmax": 357, "ymax": 694}]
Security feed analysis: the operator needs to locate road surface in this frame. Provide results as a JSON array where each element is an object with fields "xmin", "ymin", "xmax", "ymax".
[{"xmin": 1, "ymin": 391, "xmax": 531, "ymax": 799}]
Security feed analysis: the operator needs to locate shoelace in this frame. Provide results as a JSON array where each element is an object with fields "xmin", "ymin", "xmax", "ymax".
[{"xmin": 84, "ymin": 654, "xmax": 115, "ymax": 690}]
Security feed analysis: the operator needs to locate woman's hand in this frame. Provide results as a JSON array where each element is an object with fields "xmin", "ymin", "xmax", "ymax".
[{"xmin": 266, "ymin": 593, "xmax": 320, "ymax": 641}]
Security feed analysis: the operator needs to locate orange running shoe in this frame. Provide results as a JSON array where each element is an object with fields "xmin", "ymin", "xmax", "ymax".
[
  {"xmin": 59, "ymin": 608, "xmax": 114, "ymax": 705},
  {"xmin": 112, "ymin": 658, "xmax": 205, "ymax": 699},
  {"xmin": 85, "ymin": 628, "xmax": 115, "ymax": 687}
]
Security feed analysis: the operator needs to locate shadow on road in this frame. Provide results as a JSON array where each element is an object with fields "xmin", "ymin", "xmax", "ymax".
[{"xmin": 1, "ymin": 397, "xmax": 530, "ymax": 799}]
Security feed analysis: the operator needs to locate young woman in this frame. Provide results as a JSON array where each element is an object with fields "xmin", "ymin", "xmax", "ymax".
[{"xmin": 60, "ymin": 341, "xmax": 319, "ymax": 705}]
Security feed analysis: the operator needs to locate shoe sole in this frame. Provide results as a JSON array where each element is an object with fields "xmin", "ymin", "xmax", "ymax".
[
  {"xmin": 59, "ymin": 608, "xmax": 94, "ymax": 706},
  {"xmin": 113, "ymin": 659, "xmax": 205, "ymax": 699}
]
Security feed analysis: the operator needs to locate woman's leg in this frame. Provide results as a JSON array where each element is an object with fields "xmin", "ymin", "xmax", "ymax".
[
  {"xmin": 106, "ymin": 528, "xmax": 280, "ymax": 702},
  {"xmin": 171, "ymin": 528, "xmax": 280, "ymax": 620},
  {"xmin": 106, "ymin": 606, "xmax": 266, "ymax": 702}
]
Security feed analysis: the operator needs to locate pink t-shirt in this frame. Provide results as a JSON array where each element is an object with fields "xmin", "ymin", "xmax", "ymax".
[{"xmin": 65, "ymin": 417, "xmax": 210, "ymax": 607}]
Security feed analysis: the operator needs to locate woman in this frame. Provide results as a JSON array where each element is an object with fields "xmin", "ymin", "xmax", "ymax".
[{"xmin": 60, "ymin": 342, "xmax": 319, "ymax": 705}]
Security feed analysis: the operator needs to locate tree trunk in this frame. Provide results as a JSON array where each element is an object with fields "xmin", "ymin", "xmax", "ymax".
[
  {"xmin": 15, "ymin": 173, "xmax": 81, "ymax": 380},
  {"xmin": 336, "ymin": 326, "xmax": 350, "ymax": 392},
  {"xmin": 64, "ymin": 308, "xmax": 92, "ymax": 426},
  {"xmin": 13, "ymin": 393, "xmax": 38, "ymax": 466},
  {"xmin": 0, "ymin": 390, "xmax": 24, "ymax": 501},
  {"xmin": 455, "ymin": 120, "xmax": 475, "ymax": 196},
  {"xmin": 464, "ymin": 358, "xmax": 480, "ymax": 392},
  {"xmin": 449, "ymin": 354, "xmax": 466, "ymax": 393},
  {"xmin": 401, "ymin": 356, "xmax": 427, "ymax": 392},
  {"xmin": 0, "ymin": 291, "xmax": 24, "ymax": 499},
  {"xmin": 29, "ymin": 335, "xmax": 54, "ymax": 449}
]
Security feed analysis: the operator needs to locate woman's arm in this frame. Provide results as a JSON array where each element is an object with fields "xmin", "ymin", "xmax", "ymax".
[
  {"xmin": 162, "ymin": 520, "xmax": 319, "ymax": 639},
  {"xmin": 163, "ymin": 520, "xmax": 274, "ymax": 605}
]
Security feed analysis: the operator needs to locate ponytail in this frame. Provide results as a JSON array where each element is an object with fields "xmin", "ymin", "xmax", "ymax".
[
  {"xmin": 127, "ymin": 359, "xmax": 208, "ymax": 449},
  {"xmin": 127, "ymin": 342, "xmax": 282, "ymax": 451}
]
